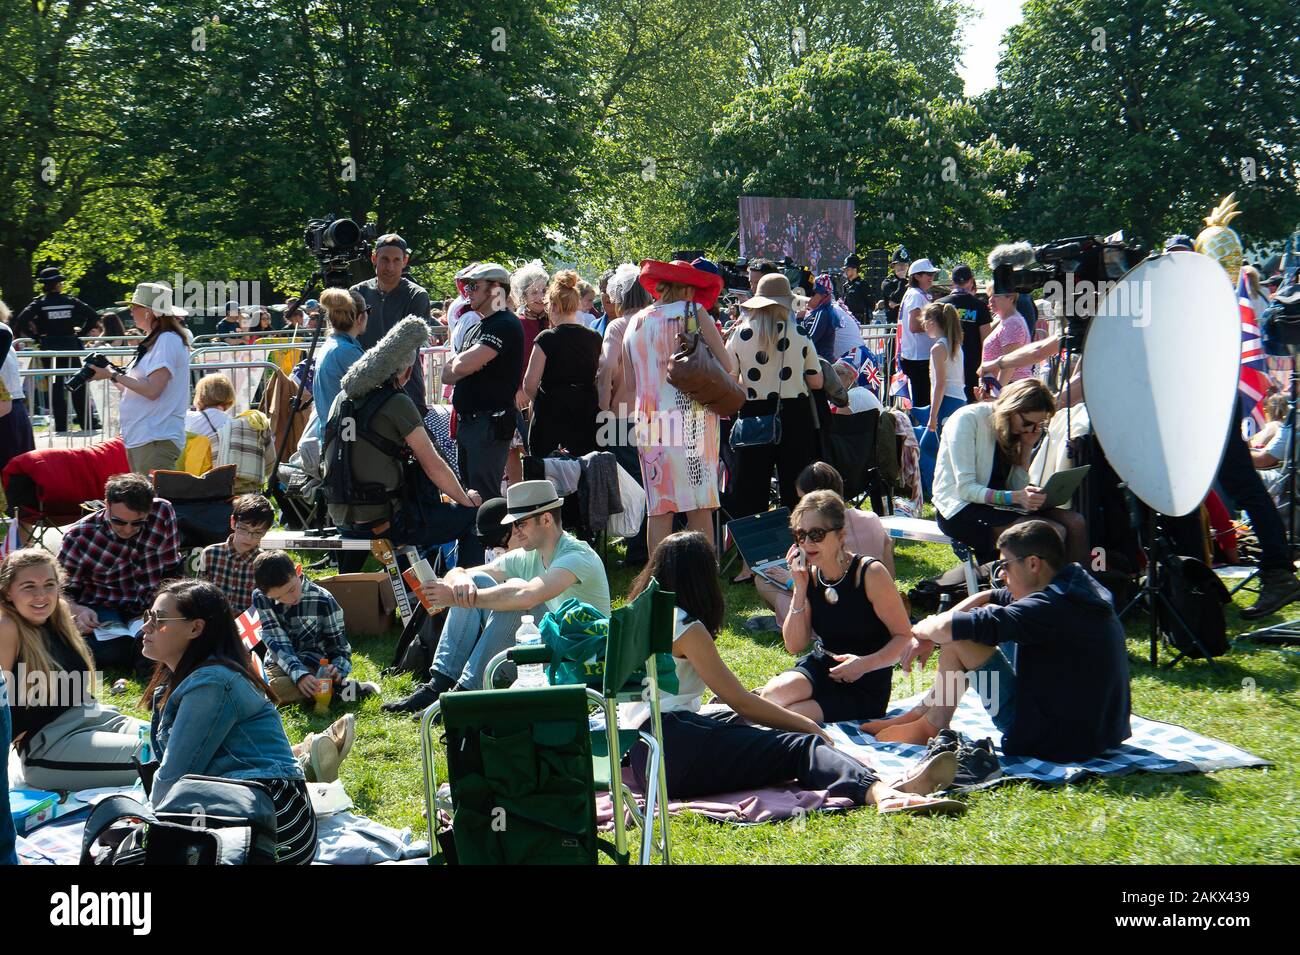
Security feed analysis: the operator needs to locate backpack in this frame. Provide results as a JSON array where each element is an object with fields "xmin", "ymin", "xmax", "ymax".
[
  {"xmin": 80, "ymin": 776, "xmax": 279, "ymax": 865},
  {"xmin": 874, "ymin": 408, "xmax": 902, "ymax": 487},
  {"xmin": 386, "ymin": 604, "xmax": 446, "ymax": 680},
  {"xmin": 321, "ymin": 385, "xmax": 407, "ymax": 507},
  {"xmin": 1157, "ymin": 555, "xmax": 1230, "ymax": 659}
]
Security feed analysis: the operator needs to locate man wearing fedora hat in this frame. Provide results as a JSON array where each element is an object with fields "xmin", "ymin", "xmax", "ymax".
[
  {"xmin": 12, "ymin": 266, "xmax": 100, "ymax": 432},
  {"xmin": 382, "ymin": 480, "xmax": 611, "ymax": 712}
]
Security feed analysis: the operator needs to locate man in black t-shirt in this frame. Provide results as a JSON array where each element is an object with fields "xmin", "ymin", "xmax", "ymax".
[
  {"xmin": 12, "ymin": 267, "xmax": 99, "ymax": 431},
  {"xmin": 936, "ymin": 264, "xmax": 993, "ymax": 402},
  {"xmin": 442, "ymin": 263, "xmax": 524, "ymax": 500}
]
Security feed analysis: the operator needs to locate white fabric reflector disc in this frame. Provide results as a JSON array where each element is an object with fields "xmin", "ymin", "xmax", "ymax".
[{"xmin": 1082, "ymin": 251, "xmax": 1240, "ymax": 517}]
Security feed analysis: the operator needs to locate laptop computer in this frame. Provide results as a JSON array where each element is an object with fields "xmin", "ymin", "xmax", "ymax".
[
  {"xmin": 727, "ymin": 508, "xmax": 795, "ymax": 591},
  {"xmin": 993, "ymin": 465, "xmax": 1091, "ymax": 514}
]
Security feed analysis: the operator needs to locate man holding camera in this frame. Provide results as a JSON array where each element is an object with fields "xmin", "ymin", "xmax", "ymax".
[
  {"xmin": 351, "ymin": 233, "xmax": 432, "ymax": 413},
  {"xmin": 12, "ymin": 267, "xmax": 98, "ymax": 432}
]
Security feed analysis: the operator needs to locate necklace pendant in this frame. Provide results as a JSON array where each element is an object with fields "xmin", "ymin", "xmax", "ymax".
[{"xmin": 824, "ymin": 586, "xmax": 839, "ymax": 605}]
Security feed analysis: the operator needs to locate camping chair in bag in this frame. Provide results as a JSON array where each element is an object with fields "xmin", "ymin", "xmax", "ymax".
[
  {"xmin": 152, "ymin": 464, "xmax": 237, "ymax": 555},
  {"xmin": 2, "ymin": 439, "xmax": 129, "ymax": 549},
  {"xmin": 473, "ymin": 579, "xmax": 677, "ymax": 864}
]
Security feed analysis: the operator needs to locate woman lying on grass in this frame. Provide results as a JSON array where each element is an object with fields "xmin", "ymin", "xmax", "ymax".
[{"xmin": 625, "ymin": 531, "xmax": 964, "ymax": 816}]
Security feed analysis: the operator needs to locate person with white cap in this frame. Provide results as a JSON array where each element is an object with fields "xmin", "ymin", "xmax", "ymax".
[
  {"xmin": 382, "ymin": 479, "xmax": 610, "ymax": 713},
  {"xmin": 441, "ymin": 263, "xmax": 524, "ymax": 500},
  {"xmin": 90, "ymin": 282, "xmax": 192, "ymax": 474},
  {"xmin": 898, "ymin": 258, "xmax": 938, "ymax": 404}
]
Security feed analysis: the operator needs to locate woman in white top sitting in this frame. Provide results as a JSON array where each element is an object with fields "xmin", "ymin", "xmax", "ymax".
[
  {"xmin": 624, "ymin": 531, "xmax": 963, "ymax": 816},
  {"xmin": 915, "ymin": 302, "xmax": 967, "ymax": 499},
  {"xmin": 91, "ymin": 282, "xmax": 192, "ymax": 475}
]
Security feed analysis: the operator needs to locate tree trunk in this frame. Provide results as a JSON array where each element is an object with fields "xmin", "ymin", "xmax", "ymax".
[{"xmin": 0, "ymin": 246, "xmax": 35, "ymax": 314}]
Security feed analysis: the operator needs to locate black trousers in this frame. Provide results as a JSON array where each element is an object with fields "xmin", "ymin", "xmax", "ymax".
[
  {"xmin": 722, "ymin": 397, "xmax": 817, "ymax": 519},
  {"xmin": 456, "ymin": 412, "xmax": 511, "ymax": 502},
  {"xmin": 900, "ymin": 357, "xmax": 931, "ymax": 409},
  {"xmin": 630, "ymin": 710, "xmax": 877, "ymax": 802}
]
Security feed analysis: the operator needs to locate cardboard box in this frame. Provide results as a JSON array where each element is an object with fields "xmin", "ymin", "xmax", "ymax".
[{"xmin": 316, "ymin": 572, "xmax": 398, "ymax": 637}]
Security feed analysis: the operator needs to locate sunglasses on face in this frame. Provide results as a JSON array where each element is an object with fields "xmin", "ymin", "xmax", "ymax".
[
  {"xmin": 793, "ymin": 526, "xmax": 838, "ymax": 544},
  {"xmin": 462, "ymin": 282, "xmax": 480, "ymax": 292},
  {"xmin": 142, "ymin": 609, "xmax": 188, "ymax": 628},
  {"xmin": 109, "ymin": 516, "xmax": 148, "ymax": 528},
  {"xmin": 991, "ymin": 555, "xmax": 1036, "ymax": 580}
]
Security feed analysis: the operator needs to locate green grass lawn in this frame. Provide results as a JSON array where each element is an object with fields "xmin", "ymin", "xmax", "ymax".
[{"xmin": 105, "ymin": 533, "xmax": 1299, "ymax": 864}]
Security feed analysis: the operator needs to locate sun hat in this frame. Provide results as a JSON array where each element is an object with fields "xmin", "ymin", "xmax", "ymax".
[
  {"xmin": 907, "ymin": 258, "xmax": 938, "ymax": 277},
  {"xmin": 741, "ymin": 273, "xmax": 795, "ymax": 311},
  {"xmin": 128, "ymin": 282, "xmax": 188, "ymax": 317},
  {"xmin": 638, "ymin": 259, "xmax": 724, "ymax": 310}
]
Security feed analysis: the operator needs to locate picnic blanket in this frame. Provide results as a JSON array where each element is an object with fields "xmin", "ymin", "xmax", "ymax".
[
  {"xmin": 596, "ymin": 691, "xmax": 1269, "ymax": 827},
  {"xmin": 15, "ymin": 786, "xmax": 428, "ymax": 865}
]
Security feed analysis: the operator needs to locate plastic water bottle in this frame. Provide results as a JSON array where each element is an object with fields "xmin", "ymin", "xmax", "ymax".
[
  {"xmin": 512, "ymin": 616, "xmax": 546, "ymax": 689},
  {"xmin": 137, "ymin": 723, "xmax": 151, "ymax": 764}
]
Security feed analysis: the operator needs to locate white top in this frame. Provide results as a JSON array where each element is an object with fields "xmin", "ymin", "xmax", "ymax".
[
  {"xmin": 931, "ymin": 402, "xmax": 1028, "ymax": 520},
  {"xmin": 931, "ymin": 339, "xmax": 967, "ymax": 401},
  {"xmin": 899, "ymin": 287, "xmax": 932, "ymax": 360},
  {"xmin": 619, "ymin": 608, "xmax": 708, "ymax": 727},
  {"xmin": 186, "ymin": 407, "xmax": 230, "ymax": 460},
  {"xmin": 119, "ymin": 330, "xmax": 190, "ymax": 449},
  {"xmin": 0, "ymin": 350, "xmax": 22, "ymax": 399},
  {"xmin": 838, "ymin": 386, "xmax": 883, "ymax": 415},
  {"xmin": 832, "ymin": 307, "xmax": 863, "ymax": 359}
]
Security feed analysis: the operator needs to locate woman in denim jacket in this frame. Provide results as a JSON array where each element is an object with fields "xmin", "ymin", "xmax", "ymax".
[{"xmin": 141, "ymin": 580, "xmax": 317, "ymax": 864}]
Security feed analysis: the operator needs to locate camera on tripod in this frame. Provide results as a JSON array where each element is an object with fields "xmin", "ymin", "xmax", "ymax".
[
  {"xmin": 988, "ymin": 235, "xmax": 1147, "ymax": 351},
  {"xmin": 68, "ymin": 352, "xmax": 119, "ymax": 388},
  {"xmin": 303, "ymin": 214, "xmax": 377, "ymax": 286}
]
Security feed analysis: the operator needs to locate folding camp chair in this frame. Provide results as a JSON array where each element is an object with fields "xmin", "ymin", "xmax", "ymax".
[
  {"xmin": 152, "ymin": 464, "xmax": 237, "ymax": 553},
  {"xmin": 469, "ymin": 578, "xmax": 677, "ymax": 864}
]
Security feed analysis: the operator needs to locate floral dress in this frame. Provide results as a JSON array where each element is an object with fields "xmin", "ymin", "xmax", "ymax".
[{"xmin": 622, "ymin": 300, "xmax": 720, "ymax": 516}]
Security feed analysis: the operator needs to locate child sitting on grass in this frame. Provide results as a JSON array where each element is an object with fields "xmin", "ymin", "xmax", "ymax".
[
  {"xmin": 251, "ymin": 550, "xmax": 378, "ymax": 707},
  {"xmin": 199, "ymin": 493, "xmax": 275, "ymax": 614}
]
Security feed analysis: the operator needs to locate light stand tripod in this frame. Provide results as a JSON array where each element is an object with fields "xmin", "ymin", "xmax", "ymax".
[
  {"xmin": 1238, "ymin": 356, "xmax": 1300, "ymax": 644},
  {"xmin": 1118, "ymin": 489, "xmax": 1223, "ymax": 669}
]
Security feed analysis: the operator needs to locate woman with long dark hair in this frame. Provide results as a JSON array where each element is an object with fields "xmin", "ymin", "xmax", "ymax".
[
  {"xmin": 625, "ymin": 531, "xmax": 962, "ymax": 815},
  {"xmin": 141, "ymin": 580, "xmax": 318, "ymax": 864}
]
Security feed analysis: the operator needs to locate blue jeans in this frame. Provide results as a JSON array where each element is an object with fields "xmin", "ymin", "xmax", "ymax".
[
  {"xmin": 1, "ymin": 690, "xmax": 18, "ymax": 865},
  {"xmin": 914, "ymin": 395, "xmax": 966, "ymax": 499},
  {"xmin": 972, "ymin": 645, "xmax": 1018, "ymax": 734},
  {"xmin": 430, "ymin": 572, "xmax": 543, "ymax": 690}
]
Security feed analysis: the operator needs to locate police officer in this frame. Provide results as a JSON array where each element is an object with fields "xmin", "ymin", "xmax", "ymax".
[
  {"xmin": 841, "ymin": 253, "xmax": 873, "ymax": 325},
  {"xmin": 880, "ymin": 247, "xmax": 911, "ymax": 325},
  {"xmin": 12, "ymin": 267, "xmax": 98, "ymax": 431}
]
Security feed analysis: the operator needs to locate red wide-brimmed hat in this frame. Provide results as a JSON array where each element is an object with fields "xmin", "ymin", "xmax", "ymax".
[{"xmin": 638, "ymin": 259, "xmax": 724, "ymax": 311}]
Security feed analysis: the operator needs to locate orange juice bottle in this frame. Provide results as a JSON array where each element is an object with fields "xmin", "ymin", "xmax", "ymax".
[{"xmin": 313, "ymin": 657, "xmax": 333, "ymax": 713}]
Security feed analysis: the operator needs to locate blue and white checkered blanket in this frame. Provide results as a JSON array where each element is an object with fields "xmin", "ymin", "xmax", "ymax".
[{"xmin": 827, "ymin": 689, "xmax": 1269, "ymax": 787}]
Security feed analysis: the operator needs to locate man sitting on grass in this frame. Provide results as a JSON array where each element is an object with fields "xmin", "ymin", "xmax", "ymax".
[
  {"xmin": 251, "ymin": 550, "xmax": 378, "ymax": 707},
  {"xmin": 60, "ymin": 472, "xmax": 183, "ymax": 668},
  {"xmin": 863, "ymin": 520, "xmax": 1131, "ymax": 763},
  {"xmin": 199, "ymin": 493, "xmax": 275, "ymax": 613},
  {"xmin": 383, "ymin": 480, "xmax": 610, "ymax": 713}
]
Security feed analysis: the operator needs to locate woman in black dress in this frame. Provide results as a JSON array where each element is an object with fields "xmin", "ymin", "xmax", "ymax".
[
  {"xmin": 519, "ymin": 270, "xmax": 602, "ymax": 458},
  {"xmin": 759, "ymin": 490, "xmax": 913, "ymax": 723}
]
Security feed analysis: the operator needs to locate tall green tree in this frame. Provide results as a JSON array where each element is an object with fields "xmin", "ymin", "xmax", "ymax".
[
  {"xmin": 985, "ymin": 0, "xmax": 1300, "ymax": 248},
  {"xmin": 686, "ymin": 48, "xmax": 1025, "ymax": 260}
]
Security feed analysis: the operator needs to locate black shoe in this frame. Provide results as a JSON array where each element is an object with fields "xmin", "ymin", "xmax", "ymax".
[
  {"xmin": 923, "ymin": 727, "xmax": 962, "ymax": 759},
  {"xmin": 952, "ymin": 736, "xmax": 1002, "ymax": 789},
  {"xmin": 382, "ymin": 671, "xmax": 455, "ymax": 714},
  {"xmin": 1239, "ymin": 568, "xmax": 1300, "ymax": 620}
]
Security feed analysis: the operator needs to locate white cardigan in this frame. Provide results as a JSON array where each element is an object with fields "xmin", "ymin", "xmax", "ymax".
[{"xmin": 932, "ymin": 402, "xmax": 1028, "ymax": 519}]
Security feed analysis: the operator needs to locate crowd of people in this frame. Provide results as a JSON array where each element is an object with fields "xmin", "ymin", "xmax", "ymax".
[{"xmin": 1, "ymin": 228, "xmax": 1296, "ymax": 865}]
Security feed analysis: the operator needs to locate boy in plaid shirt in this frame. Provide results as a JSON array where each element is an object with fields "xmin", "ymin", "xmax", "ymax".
[
  {"xmin": 251, "ymin": 551, "xmax": 378, "ymax": 706},
  {"xmin": 199, "ymin": 493, "xmax": 275, "ymax": 613}
]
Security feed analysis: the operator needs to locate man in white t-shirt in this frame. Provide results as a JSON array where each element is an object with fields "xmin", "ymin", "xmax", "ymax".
[
  {"xmin": 898, "ymin": 259, "xmax": 938, "ymax": 405},
  {"xmin": 382, "ymin": 480, "xmax": 611, "ymax": 713}
]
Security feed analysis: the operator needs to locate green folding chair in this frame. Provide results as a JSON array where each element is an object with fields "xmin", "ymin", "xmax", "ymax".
[
  {"xmin": 420, "ymin": 684, "xmax": 620, "ymax": 864},
  {"xmin": 478, "ymin": 578, "xmax": 677, "ymax": 864}
]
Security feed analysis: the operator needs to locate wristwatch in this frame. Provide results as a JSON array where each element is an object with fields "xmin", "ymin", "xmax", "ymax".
[{"xmin": 110, "ymin": 369, "xmax": 121, "ymax": 383}]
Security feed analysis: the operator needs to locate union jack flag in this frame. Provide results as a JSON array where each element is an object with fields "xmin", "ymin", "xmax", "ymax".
[{"xmin": 1238, "ymin": 272, "xmax": 1271, "ymax": 431}]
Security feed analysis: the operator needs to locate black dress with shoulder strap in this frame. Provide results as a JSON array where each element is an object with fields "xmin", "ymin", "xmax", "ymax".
[{"xmin": 791, "ymin": 554, "xmax": 895, "ymax": 722}]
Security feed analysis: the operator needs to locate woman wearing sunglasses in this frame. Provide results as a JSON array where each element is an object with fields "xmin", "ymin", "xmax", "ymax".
[
  {"xmin": 141, "ymin": 580, "xmax": 317, "ymax": 864},
  {"xmin": 932, "ymin": 377, "xmax": 1088, "ymax": 566},
  {"xmin": 0, "ymin": 549, "xmax": 148, "ymax": 790},
  {"xmin": 758, "ymin": 490, "xmax": 914, "ymax": 724}
]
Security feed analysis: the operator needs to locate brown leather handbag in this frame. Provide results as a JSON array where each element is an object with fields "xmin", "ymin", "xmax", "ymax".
[{"xmin": 667, "ymin": 302, "xmax": 745, "ymax": 417}]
